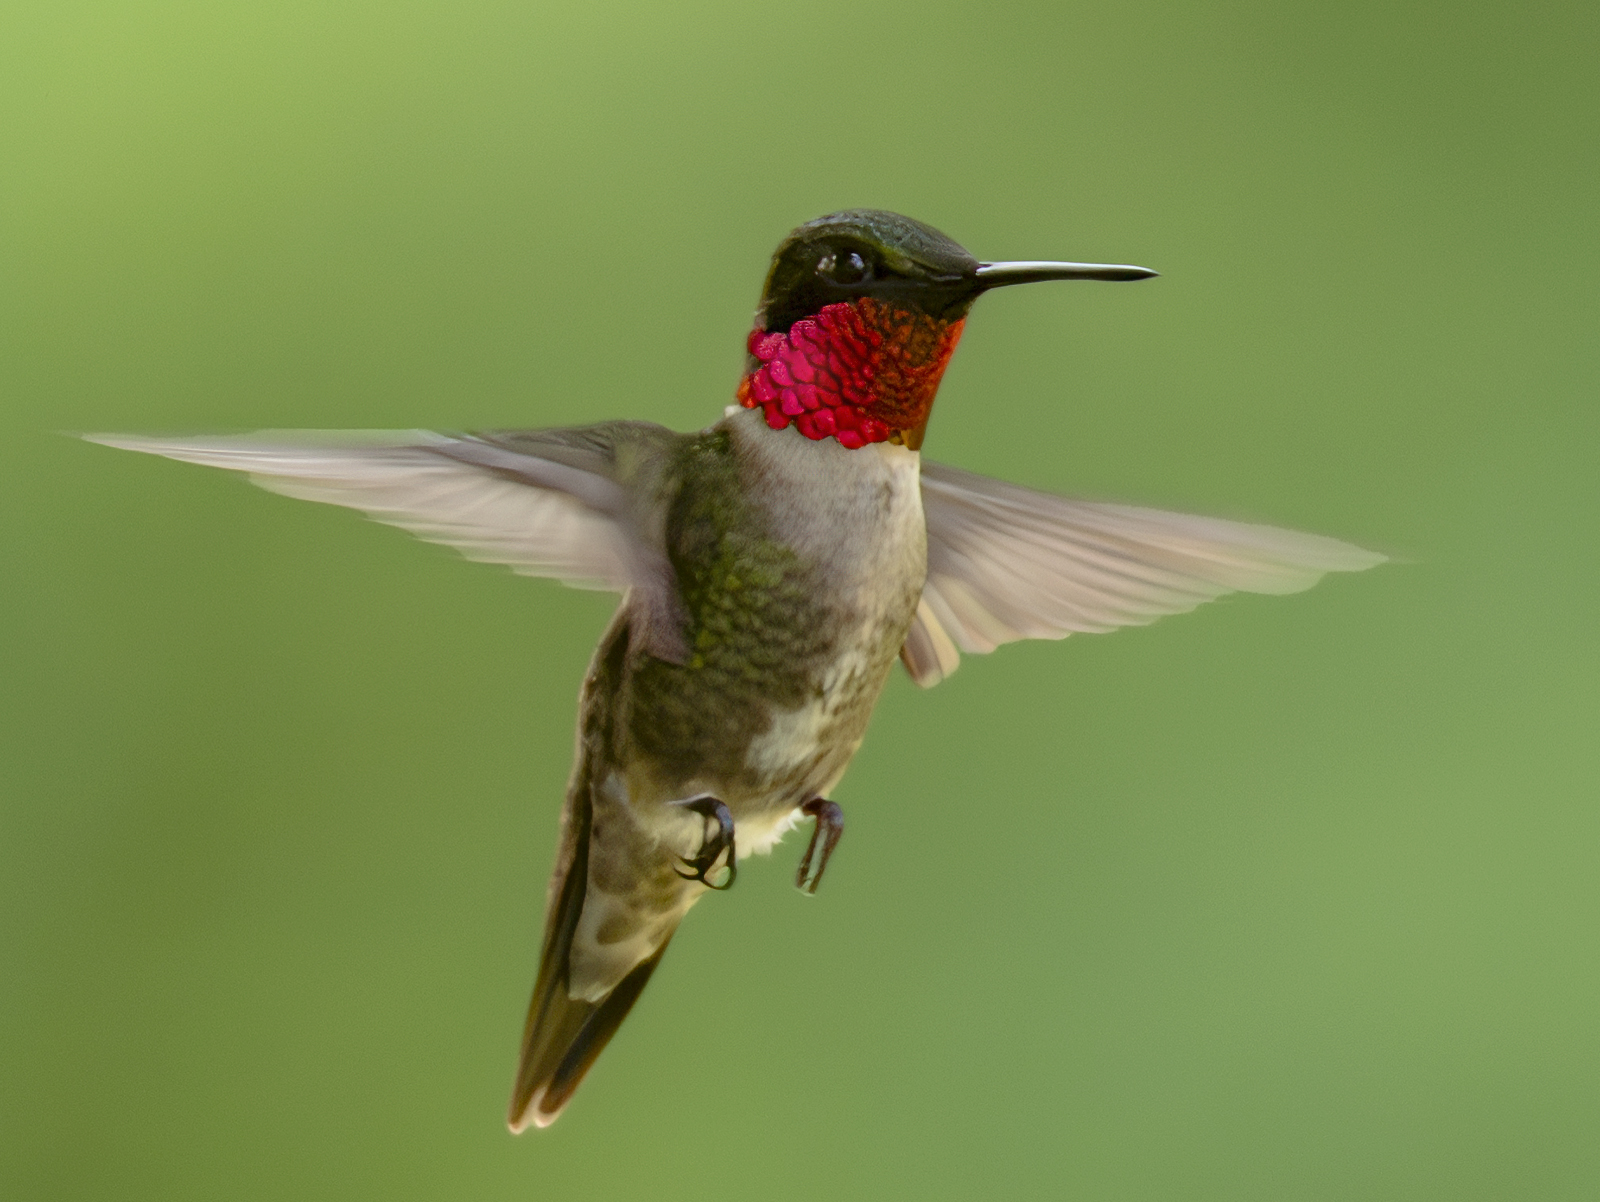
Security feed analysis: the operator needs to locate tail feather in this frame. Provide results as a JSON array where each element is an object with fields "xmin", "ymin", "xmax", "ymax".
[
  {"xmin": 508, "ymin": 937, "xmax": 673, "ymax": 1130},
  {"xmin": 507, "ymin": 777, "xmax": 679, "ymax": 1131}
]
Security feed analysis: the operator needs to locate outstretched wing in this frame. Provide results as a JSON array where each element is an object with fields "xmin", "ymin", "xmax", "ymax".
[
  {"xmin": 903, "ymin": 460, "xmax": 1385, "ymax": 686},
  {"xmin": 86, "ymin": 424, "xmax": 689, "ymax": 661}
]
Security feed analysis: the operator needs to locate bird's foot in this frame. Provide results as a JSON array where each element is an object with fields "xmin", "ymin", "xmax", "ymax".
[
  {"xmin": 795, "ymin": 798, "xmax": 844, "ymax": 895},
  {"xmin": 673, "ymin": 796, "xmax": 737, "ymax": 890}
]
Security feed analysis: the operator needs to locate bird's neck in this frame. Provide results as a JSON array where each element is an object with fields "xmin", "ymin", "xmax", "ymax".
[{"xmin": 735, "ymin": 298, "xmax": 965, "ymax": 451}]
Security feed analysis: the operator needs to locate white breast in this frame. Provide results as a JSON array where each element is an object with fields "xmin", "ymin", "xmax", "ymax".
[{"xmin": 727, "ymin": 414, "xmax": 928, "ymax": 854}]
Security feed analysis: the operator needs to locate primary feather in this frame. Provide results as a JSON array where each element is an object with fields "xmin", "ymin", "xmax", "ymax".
[
  {"xmin": 901, "ymin": 461, "xmax": 1385, "ymax": 686},
  {"xmin": 85, "ymin": 424, "xmax": 692, "ymax": 663}
]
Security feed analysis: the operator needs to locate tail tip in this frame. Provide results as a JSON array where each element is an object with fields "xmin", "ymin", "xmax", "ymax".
[{"xmin": 507, "ymin": 1087, "xmax": 566, "ymax": 1133}]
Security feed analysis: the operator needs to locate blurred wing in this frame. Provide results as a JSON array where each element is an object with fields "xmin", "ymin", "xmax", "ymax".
[
  {"xmin": 86, "ymin": 426, "xmax": 689, "ymax": 659},
  {"xmin": 904, "ymin": 460, "xmax": 1385, "ymax": 687}
]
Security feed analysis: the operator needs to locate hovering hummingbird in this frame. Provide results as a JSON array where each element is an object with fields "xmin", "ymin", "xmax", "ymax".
[{"xmin": 89, "ymin": 210, "xmax": 1382, "ymax": 1130}]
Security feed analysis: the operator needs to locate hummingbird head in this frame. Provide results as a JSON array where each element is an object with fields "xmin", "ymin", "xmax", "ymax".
[{"xmin": 737, "ymin": 209, "xmax": 1156, "ymax": 449}]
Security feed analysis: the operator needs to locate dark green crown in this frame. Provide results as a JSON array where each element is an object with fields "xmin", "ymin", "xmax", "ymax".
[{"xmin": 756, "ymin": 210, "xmax": 982, "ymax": 333}]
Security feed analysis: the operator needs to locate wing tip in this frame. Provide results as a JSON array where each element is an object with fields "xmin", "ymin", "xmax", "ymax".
[
  {"xmin": 1332, "ymin": 553, "xmax": 1388, "ymax": 580},
  {"xmin": 81, "ymin": 431, "xmax": 160, "ymax": 452},
  {"xmin": 1289, "ymin": 539, "xmax": 1389, "ymax": 576},
  {"xmin": 1250, "ymin": 543, "xmax": 1389, "ymax": 594}
]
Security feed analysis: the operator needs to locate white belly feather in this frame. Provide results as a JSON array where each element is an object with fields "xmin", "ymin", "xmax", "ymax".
[{"xmin": 735, "ymin": 436, "xmax": 927, "ymax": 855}]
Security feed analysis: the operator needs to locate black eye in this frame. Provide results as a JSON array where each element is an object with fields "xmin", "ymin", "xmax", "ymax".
[{"xmin": 817, "ymin": 250, "xmax": 871, "ymax": 285}]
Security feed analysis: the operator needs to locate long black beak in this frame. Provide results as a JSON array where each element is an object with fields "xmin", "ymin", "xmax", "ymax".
[{"xmin": 975, "ymin": 260, "xmax": 1158, "ymax": 287}]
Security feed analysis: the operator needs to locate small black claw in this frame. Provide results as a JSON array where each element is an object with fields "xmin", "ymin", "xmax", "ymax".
[
  {"xmin": 795, "ymin": 798, "xmax": 844, "ymax": 895},
  {"xmin": 674, "ymin": 796, "xmax": 737, "ymax": 890}
]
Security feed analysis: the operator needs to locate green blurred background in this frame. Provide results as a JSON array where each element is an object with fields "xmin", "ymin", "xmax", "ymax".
[{"xmin": 3, "ymin": 0, "xmax": 1596, "ymax": 1197}]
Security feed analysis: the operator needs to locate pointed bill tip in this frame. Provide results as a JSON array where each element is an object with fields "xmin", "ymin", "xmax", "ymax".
[{"xmin": 976, "ymin": 260, "xmax": 1159, "ymax": 286}]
